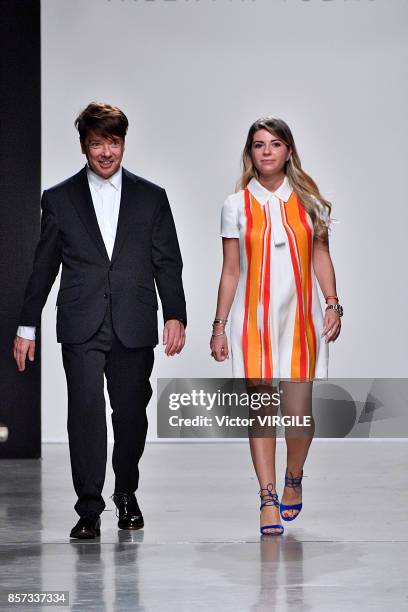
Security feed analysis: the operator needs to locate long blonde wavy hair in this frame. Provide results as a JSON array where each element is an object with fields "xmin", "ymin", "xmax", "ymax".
[{"xmin": 238, "ymin": 117, "xmax": 332, "ymax": 242}]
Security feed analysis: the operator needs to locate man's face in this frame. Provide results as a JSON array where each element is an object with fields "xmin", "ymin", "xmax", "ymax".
[{"xmin": 81, "ymin": 130, "xmax": 125, "ymax": 179}]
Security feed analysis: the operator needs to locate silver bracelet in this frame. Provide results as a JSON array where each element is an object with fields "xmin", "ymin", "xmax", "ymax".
[{"xmin": 326, "ymin": 303, "xmax": 343, "ymax": 317}]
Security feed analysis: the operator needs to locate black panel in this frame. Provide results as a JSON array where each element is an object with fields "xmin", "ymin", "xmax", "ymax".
[{"xmin": 0, "ymin": 0, "xmax": 41, "ymax": 458}]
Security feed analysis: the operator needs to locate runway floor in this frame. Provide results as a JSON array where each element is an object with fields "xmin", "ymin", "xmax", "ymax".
[{"xmin": 0, "ymin": 441, "xmax": 407, "ymax": 611}]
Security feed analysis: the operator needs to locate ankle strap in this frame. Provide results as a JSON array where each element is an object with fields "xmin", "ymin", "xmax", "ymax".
[
  {"xmin": 285, "ymin": 470, "xmax": 303, "ymax": 488},
  {"xmin": 259, "ymin": 483, "xmax": 280, "ymax": 508},
  {"xmin": 259, "ymin": 482, "xmax": 276, "ymax": 495}
]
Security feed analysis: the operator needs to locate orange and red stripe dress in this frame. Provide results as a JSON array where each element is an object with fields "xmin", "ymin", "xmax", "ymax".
[{"xmin": 220, "ymin": 175, "xmax": 329, "ymax": 381}]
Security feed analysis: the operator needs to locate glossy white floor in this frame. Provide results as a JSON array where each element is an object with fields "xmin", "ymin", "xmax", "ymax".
[{"xmin": 0, "ymin": 441, "xmax": 407, "ymax": 611}]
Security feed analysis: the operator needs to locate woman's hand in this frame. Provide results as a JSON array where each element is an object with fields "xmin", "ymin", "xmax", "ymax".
[
  {"xmin": 210, "ymin": 327, "xmax": 229, "ymax": 361},
  {"xmin": 321, "ymin": 308, "xmax": 341, "ymax": 343}
]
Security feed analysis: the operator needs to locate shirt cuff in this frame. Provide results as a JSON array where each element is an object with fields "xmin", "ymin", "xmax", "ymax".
[{"xmin": 17, "ymin": 326, "xmax": 36, "ymax": 341}]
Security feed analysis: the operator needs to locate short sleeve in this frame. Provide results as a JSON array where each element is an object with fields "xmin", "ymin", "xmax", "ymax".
[
  {"xmin": 313, "ymin": 196, "xmax": 332, "ymax": 231},
  {"xmin": 220, "ymin": 195, "xmax": 239, "ymax": 238}
]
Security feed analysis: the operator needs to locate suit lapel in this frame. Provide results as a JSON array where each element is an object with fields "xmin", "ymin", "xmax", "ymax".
[
  {"xmin": 111, "ymin": 169, "xmax": 138, "ymax": 264},
  {"xmin": 68, "ymin": 167, "xmax": 110, "ymax": 262}
]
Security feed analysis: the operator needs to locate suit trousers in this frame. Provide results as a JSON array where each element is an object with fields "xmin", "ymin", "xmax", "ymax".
[{"xmin": 61, "ymin": 297, "xmax": 154, "ymax": 518}]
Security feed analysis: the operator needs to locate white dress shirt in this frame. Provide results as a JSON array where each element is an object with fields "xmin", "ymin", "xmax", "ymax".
[
  {"xmin": 87, "ymin": 164, "xmax": 122, "ymax": 259},
  {"xmin": 17, "ymin": 166, "xmax": 122, "ymax": 341}
]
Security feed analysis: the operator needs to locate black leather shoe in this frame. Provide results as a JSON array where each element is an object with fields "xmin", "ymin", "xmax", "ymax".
[
  {"xmin": 111, "ymin": 493, "xmax": 144, "ymax": 530},
  {"xmin": 70, "ymin": 516, "xmax": 101, "ymax": 539}
]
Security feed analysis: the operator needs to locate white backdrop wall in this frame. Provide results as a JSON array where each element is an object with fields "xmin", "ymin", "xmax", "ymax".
[{"xmin": 40, "ymin": 0, "xmax": 408, "ymax": 441}]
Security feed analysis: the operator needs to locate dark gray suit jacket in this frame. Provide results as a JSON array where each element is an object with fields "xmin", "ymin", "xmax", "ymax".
[{"xmin": 19, "ymin": 166, "xmax": 187, "ymax": 347}]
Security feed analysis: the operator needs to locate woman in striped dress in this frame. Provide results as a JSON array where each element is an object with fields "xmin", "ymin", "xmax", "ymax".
[{"xmin": 210, "ymin": 117, "xmax": 342, "ymax": 535}]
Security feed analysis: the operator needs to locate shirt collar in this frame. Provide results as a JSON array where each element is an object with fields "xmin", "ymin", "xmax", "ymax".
[
  {"xmin": 247, "ymin": 175, "xmax": 293, "ymax": 204},
  {"xmin": 86, "ymin": 165, "xmax": 122, "ymax": 191}
]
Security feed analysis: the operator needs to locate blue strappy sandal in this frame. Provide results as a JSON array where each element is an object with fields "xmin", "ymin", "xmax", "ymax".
[
  {"xmin": 259, "ymin": 483, "xmax": 284, "ymax": 536},
  {"xmin": 280, "ymin": 470, "xmax": 303, "ymax": 522}
]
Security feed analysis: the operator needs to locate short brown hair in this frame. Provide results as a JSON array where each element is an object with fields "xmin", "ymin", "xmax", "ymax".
[{"xmin": 75, "ymin": 102, "xmax": 128, "ymax": 142}]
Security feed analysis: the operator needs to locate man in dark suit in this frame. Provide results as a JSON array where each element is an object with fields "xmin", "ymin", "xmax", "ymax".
[{"xmin": 13, "ymin": 102, "xmax": 187, "ymax": 539}]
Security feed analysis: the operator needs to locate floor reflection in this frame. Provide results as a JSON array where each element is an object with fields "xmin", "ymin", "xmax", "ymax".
[
  {"xmin": 249, "ymin": 535, "xmax": 305, "ymax": 611},
  {"xmin": 0, "ymin": 443, "xmax": 407, "ymax": 611}
]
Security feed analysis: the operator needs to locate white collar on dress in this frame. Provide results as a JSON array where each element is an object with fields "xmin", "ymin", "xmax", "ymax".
[
  {"xmin": 86, "ymin": 165, "xmax": 122, "ymax": 191},
  {"xmin": 247, "ymin": 175, "xmax": 293, "ymax": 204}
]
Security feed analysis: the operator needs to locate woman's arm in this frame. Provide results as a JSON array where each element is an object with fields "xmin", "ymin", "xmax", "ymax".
[
  {"xmin": 313, "ymin": 236, "xmax": 341, "ymax": 342},
  {"xmin": 210, "ymin": 238, "xmax": 240, "ymax": 361},
  {"xmin": 215, "ymin": 238, "xmax": 240, "ymax": 318},
  {"xmin": 312, "ymin": 237, "xmax": 337, "ymax": 300}
]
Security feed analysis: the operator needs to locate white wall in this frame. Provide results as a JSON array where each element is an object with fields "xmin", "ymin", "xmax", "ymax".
[{"xmin": 41, "ymin": 0, "xmax": 408, "ymax": 441}]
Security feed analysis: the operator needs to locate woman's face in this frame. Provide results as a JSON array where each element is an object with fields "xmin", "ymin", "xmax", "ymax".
[{"xmin": 251, "ymin": 129, "xmax": 291, "ymax": 178}]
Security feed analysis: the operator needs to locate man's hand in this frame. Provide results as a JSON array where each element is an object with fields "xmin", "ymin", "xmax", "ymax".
[
  {"xmin": 163, "ymin": 320, "xmax": 186, "ymax": 356},
  {"xmin": 13, "ymin": 336, "xmax": 36, "ymax": 372}
]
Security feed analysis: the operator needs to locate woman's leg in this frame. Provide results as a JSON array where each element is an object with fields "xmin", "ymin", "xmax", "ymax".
[
  {"xmin": 279, "ymin": 380, "xmax": 314, "ymax": 519},
  {"xmin": 248, "ymin": 383, "xmax": 282, "ymax": 534}
]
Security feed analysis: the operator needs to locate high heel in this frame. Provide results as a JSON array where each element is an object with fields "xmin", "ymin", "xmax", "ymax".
[
  {"xmin": 259, "ymin": 483, "xmax": 284, "ymax": 536},
  {"xmin": 280, "ymin": 470, "xmax": 303, "ymax": 522}
]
